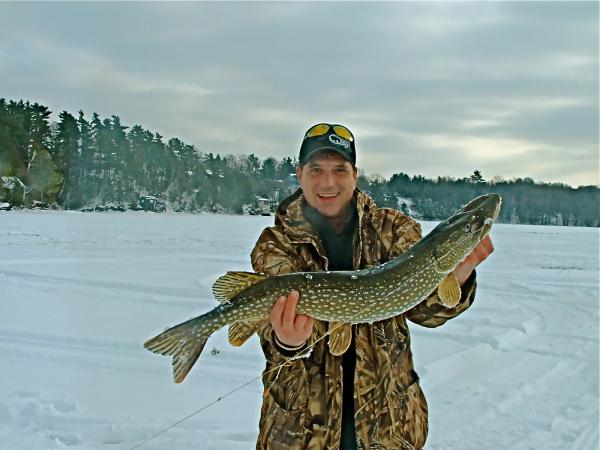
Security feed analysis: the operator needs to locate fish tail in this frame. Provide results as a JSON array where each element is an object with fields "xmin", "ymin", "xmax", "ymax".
[{"xmin": 144, "ymin": 315, "xmax": 219, "ymax": 383}]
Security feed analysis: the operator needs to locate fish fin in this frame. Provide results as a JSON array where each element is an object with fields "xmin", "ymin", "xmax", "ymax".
[
  {"xmin": 212, "ymin": 271, "xmax": 268, "ymax": 302},
  {"xmin": 144, "ymin": 319, "xmax": 213, "ymax": 383},
  {"xmin": 437, "ymin": 273, "xmax": 461, "ymax": 308},
  {"xmin": 433, "ymin": 253, "xmax": 454, "ymax": 274},
  {"xmin": 328, "ymin": 322, "xmax": 352, "ymax": 356},
  {"xmin": 228, "ymin": 319, "xmax": 265, "ymax": 346}
]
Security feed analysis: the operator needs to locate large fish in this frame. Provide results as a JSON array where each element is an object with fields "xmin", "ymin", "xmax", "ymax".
[{"xmin": 145, "ymin": 193, "xmax": 501, "ymax": 383}]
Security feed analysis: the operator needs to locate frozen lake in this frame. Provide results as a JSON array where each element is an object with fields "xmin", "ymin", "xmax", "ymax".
[{"xmin": 0, "ymin": 210, "xmax": 598, "ymax": 450}]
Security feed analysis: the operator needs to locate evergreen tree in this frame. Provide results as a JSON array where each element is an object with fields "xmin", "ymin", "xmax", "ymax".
[
  {"xmin": 277, "ymin": 156, "xmax": 295, "ymax": 180},
  {"xmin": 0, "ymin": 99, "xmax": 26, "ymax": 181},
  {"xmin": 77, "ymin": 111, "xmax": 94, "ymax": 202},
  {"xmin": 28, "ymin": 149, "xmax": 62, "ymax": 203},
  {"xmin": 108, "ymin": 115, "xmax": 129, "ymax": 203},
  {"xmin": 261, "ymin": 157, "xmax": 278, "ymax": 180},
  {"xmin": 53, "ymin": 111, "xmax": 80, "ymax": 208},
  {"xmin": 469, "ymin": 170, "xmax": 485, "ymax": 183}
]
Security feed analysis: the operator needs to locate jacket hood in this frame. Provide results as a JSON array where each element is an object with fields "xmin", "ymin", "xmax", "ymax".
[{"xmin": 274, "ymin": 188, "xmax": 376, "ymax": 237}]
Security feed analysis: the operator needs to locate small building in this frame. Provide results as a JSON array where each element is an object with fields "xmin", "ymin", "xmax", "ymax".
[
  {"xmin": 139, "ymin": 195, "xmax": 166, "ymax": 212},
  {"xmin": 256, "ymin": 197, "xmax": 271, "ymax": 216},
  {"xmin": 288, "ymin": 173, "xmax": 299, "ymax": 189},
  {"xmin": 1, "ymin": 176, "xmax": 27, "ymax": 204}
]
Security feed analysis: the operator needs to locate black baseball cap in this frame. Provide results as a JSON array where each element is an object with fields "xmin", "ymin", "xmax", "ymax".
[{"xmin": 299, "ymin": 123, "xmax": 356, "ymax": 166}]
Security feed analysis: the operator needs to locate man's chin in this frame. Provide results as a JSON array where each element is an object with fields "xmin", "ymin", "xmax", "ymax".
[{"xmin": 314, "ymin": 204, "xmax": 341, "ymax": 219}]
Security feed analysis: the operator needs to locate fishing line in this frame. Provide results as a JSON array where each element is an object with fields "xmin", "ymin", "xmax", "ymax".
[
  {"xmin": 129, "ymin": 221, "xmax": 485, "ymax": 449},
  {"xmin": 128, "ymin": 373, "xmax": 262, "ymax": 450}
]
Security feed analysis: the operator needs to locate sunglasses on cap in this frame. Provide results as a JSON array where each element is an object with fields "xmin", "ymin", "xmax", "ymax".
[
  {"xmin": 299, "ymin": 122, "xmax": 357, "ymax": 166},
  {"xmin": 303, "ymin": 123, "xmax": 354, "ymax": 142}
]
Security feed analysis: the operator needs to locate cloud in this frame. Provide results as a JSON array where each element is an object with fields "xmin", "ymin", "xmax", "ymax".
[{"xmin": 0, "ymin": 1, "xmax": 597, "ymax": 186}]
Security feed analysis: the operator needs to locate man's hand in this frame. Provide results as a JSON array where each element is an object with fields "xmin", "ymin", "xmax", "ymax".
[
  {"xmin": 270, "ymin": 290, "xmax": 314, "ymax": 347},
  {"xmin": 453, "ymin": 235, "xmax": 495, "ymax": 285}
]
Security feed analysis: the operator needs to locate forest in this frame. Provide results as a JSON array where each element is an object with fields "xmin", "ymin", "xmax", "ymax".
[{"xmin": 1, "ymin": 98, "xmax": 598, "ymax": 226}]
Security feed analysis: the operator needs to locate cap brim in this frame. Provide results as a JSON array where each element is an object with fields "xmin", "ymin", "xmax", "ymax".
[{"xmin": 300, "ymin": 146, "xmax": 354, "ymax": 166}]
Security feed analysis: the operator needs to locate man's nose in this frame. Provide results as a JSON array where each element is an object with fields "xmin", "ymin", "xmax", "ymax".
[{"xmin": 320, "ymin": 171, "xmax": 335, "ymax": 187}]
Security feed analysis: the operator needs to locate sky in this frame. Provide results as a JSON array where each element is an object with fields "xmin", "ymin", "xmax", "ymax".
[{"xmin": 0, "ymin": 1, "xmax": 598, "ymax": 187}]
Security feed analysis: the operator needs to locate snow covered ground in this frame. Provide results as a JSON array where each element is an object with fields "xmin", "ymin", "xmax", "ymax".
[{"xmin": 0, "ymin": 210, "xmax": 598, "ymax": 450}]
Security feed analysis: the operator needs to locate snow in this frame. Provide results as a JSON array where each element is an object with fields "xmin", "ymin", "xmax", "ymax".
[{"xmin": 0, "ymin": 211, "xmax": 598, "ymax": 450}]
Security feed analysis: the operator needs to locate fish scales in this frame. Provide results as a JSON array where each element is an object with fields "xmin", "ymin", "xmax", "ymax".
[{"xmin": 144, "ymin": 193, "xmax": 502, "ymax": 383}]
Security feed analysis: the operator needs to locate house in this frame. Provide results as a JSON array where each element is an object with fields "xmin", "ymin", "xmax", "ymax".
[
  {"xmin": 139, "ymin": 195, "xmax": 166, "ymax": 212},
  {"xmin": 256, "ymin": 197, "xmax": 271, "ymax": 216}
]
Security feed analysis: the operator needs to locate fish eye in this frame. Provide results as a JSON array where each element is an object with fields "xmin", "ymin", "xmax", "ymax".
[{"xmin": 463, "ymin": 223, "xmax": 471, "ymax": 233}]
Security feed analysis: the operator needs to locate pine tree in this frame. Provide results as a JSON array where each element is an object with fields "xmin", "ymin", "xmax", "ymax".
[
  {"xmin": 28, "ymin": 149, "xmax": 62, "ymax": 203},
  {"xmin": 77, "ymin": 111, "xmax": 94, "ymax": 203},
  {"xmin": 0, "ymin": 99, "xmax": 26, "ymax": 182},
  {"xmin": 469, "ymin": 170, "xmax": 485, "ymax": 183},
  {"xmin": 109, "ymin": 115, "xmax": 129, "ymax": 203},
  {"xmin": 53, "ymin": 111, "xmax": 80, "ymax": 208},
  {"xmin": 261, "ymin": 157, "xmax": 278, "ymax": 180}
]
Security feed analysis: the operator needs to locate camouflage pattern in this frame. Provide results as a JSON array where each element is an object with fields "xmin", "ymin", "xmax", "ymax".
[{"xmin": 251, "ymin": 189, "xmax": 477, "ymax": 450}]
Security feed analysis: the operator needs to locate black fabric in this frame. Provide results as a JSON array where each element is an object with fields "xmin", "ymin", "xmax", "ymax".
[
  {"xmin": 303, "ymin": 203, "xmax": 357, "ymax": 272},
  {"xmin": 304, "ymin": 202, "xmax": 358, "ymax": 450},
  {"xmin": 340, "ymin": 334, "xmax": 357, "ymax": 450}
]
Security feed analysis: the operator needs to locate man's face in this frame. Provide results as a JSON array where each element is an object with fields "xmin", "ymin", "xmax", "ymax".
[{"xmin": 296, "ymin": 152, "xmax": 357, "ymax": 221}]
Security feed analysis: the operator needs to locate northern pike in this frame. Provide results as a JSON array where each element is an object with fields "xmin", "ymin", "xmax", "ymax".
[{"xmin": 145, "ymin": 193, "xmax": 501, "ymax": 383}]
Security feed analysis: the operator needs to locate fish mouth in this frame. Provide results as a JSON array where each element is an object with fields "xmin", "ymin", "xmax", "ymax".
[
  {"xmin": 463, "ymin": 193, "xmax": 502, "ymax": 239},
  {"xmin": 491, "ymin": 195, "xmax": 502, "ymax": 221},
  {"xmin": 480, "ymin": 217, "xmax": 494, "ymax": 238},
  {"xmin": 482, "ymin": 195, "xmax": 502, "ymax": 236}
]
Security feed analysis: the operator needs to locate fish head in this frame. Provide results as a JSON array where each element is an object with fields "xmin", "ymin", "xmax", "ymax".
[
  {"xmin": 459, "ymin": 192, "xmax": 502, "ymax": 239},
  {"xmin": 429, "ymin": 193, "xmax": 502, "ymax": 273}
]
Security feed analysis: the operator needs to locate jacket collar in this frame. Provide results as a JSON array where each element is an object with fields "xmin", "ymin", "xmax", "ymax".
[{"xmin": 275, "ymin": 188, "xmax": 375, "ymax": 268}]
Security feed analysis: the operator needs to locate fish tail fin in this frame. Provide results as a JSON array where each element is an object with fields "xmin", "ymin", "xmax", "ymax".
[{"xmin": 144, "ymin": 318, "xmax": 216, "ymax": 383}]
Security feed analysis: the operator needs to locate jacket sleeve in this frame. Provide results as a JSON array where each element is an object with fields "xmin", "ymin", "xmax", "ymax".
[
  {"xmin": 250, "ymin": 226, "xmax": 316, "ymax": 364},
  {"xmin": 251, "ymin": 226, "xmax": 302, "ymax": 277},
  {"xmin": 385, "ymin": 212, "xmax": 478, "ymax": 328}
]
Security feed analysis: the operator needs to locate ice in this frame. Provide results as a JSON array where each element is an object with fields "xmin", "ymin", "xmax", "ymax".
[{"xmin": 0, "ymin": 210, "xmax": 597, "ymax": 449}]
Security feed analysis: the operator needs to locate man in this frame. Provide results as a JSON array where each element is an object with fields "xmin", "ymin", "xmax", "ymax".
[{"xmin": 250, "ymin": 123, "xmax": 494, "ymax": 450}]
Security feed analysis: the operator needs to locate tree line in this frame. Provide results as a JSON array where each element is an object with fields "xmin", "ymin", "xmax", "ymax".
[
  {"xmin": 0, "ymin": 98, "xmax": 598, "ymax": 226},
  {"xmin": 365, "ymin": 171, "xmax": 599, "ymax": 227}
]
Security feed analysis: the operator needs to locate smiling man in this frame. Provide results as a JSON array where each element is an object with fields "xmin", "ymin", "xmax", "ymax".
[
  {"xmin": 296, "ymin": 155, "xmax": 356, "ymax": 234},
  {"xmin": 250, "ymin": 123, "xmax": 494, "ymax": 450}
]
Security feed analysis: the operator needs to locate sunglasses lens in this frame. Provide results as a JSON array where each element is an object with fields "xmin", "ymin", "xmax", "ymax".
[
  {"xmin": 332, "ymin": 125, "xmax": 354, "ymax": 141},
  {"xmin": 305, "ymin": 124, "xmax": 330, "ymax": 138}
]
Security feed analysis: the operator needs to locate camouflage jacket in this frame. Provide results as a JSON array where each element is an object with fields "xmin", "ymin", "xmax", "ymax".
[{"xmin": 250, "ymin": 189, "xmax": 477, "ymax": 450}]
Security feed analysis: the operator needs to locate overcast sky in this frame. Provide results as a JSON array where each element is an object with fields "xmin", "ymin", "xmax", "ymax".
[{"xmin": 1, "ymin": 2, "xmax": 598, "ymax": 186}]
